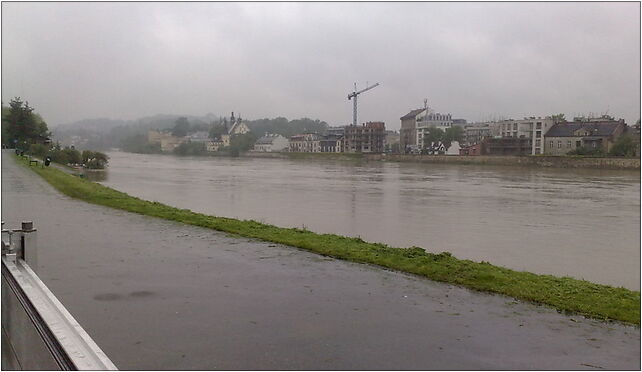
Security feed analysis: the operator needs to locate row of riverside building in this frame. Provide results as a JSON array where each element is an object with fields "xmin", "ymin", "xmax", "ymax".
[
  {"xmin": 399, "ymin": 104, "xmax": 638, "ymax": 156},
  {"xmin": 253, "ymin": 121, "xmax": 387, "ymax": 153},
  {"xmin": 460, "ymin": 116, "xmax": 631, "ymax": 156},
  {"xmin": 148, "ymin": 114, "xmax": 388, "ymax": 154},
  {"xmin": 148, "ymin": 109, "xmax": 638, "ymax": 156},
  {"xmin": 148, "ymin": 112, "xmax": 252, "ymax": 152}
]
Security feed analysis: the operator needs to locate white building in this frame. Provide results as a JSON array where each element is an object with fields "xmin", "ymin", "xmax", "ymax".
[
  {"xmin": 228, "ymin": 121, "xmax": 250, "ymax": 136},
  {"xmin": 252, "ymin": 133, "xmax": 289, "ymax": 152},
  {"xmin": 446, "ymin": 141, "xmax": 461, "ymax": 155},
  {"xmin": 289, "ymin": 133, "xmax": 321, "ymax": 153},
  {"xmin": 464, "ymin": 123, "xmax": 494, "ymax": 145},
  {"xmin": 148, "ymin": 130, "xmax": 186, "ymax": 152},
  {"xmin": 207, "ymin": 140, "xmax": 225, "ymax": 152},
  {"xmin": 186, "ymin": 131, "xmax": 210, "ymax": 143},
  {"xmin": 415, "ymin": 110, "xmax": 453, "ymax": 149},
  {"xmin": 217, "ymin": 111, "xmax": 252, "ymax": 147},
  {"xmin": 489, "ymin": 117, "xmax": 555, "ymax": 155}
]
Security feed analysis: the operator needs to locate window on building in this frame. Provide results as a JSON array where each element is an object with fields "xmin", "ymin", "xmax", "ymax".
[
  {"xmin": 549, "ymin": 141, "xmax": 554, "ymax": 148},
  {"xmin": 567, "ymin": 141, "xmax": 571, "ymax": 148},
  {"xmin": 536, "ymin": 130, "xmax": 541, "ymax": 137},
  {"xmin": 592, "ymin": 142, "xmax": 596, "ymax": 148},
  {"xmin": 535, "ymin": 148, "xmax": 541, "ymax": 154},
  {"xmin": 535, "ymin": 139, "xmax": 541, "ymax": 147},
  {"xmin": 513, "ymin": 123, "xmax": 518, "ymax": 130},
  {"xmin": 536, "ymin": 122, "xmax": 542, "ymax": 129},
  {"xmin": 557, "ymin": 141, "xmax": 562, "ymax": 148}
]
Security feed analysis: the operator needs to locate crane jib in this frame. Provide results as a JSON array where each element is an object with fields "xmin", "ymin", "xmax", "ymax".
[{"xmin": 347, "ymin": 82, "xmax": 380, "ymax": 125}]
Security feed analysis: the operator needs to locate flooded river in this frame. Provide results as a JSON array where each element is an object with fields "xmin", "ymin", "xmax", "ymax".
[{"xmin": 101, "ymin": 151, "xmax": 640, "ymax": 289}]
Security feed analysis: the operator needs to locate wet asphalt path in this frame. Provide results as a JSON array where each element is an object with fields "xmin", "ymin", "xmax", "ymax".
[{"xmin": 1, "ymin": 152, "xmax": 640, "ymax": 370}]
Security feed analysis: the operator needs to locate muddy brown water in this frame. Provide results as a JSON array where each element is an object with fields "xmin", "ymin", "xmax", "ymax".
[{"xmin": 100, "ymin": 151, "xmax": 641, "ymax": 290}]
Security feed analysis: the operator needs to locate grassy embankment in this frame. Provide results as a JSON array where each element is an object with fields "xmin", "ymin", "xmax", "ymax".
[{"xmin": 16, "ymin": 155, "xmax": 640, "ymax": 325}]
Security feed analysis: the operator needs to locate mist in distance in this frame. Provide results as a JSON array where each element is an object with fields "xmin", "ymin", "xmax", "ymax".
[{"xmin": 2, "ymin": 2, "xmax": 640, "ymax": 129}]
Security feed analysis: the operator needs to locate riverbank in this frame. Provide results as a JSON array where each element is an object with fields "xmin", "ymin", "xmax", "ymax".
[
  {"xmin": 6, "ymin": 153, "xmax": 639, "ymax": 369},
  {"xmin": 242, "ymin": 151, "xmax": 640, "ymax": 170},
  {"xmin": 15, "ymin": 155, "xmax": 640, "ymax": 324}
]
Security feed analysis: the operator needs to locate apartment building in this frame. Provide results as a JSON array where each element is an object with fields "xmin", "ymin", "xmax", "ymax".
[
  {"xmin": 400, "ymin": 109, "xmax": 423, "ymax": 150},
  {"xmin": 289, "ymin": 133, "xmax": 320, "ymax": 153},
  {"xmin": 319, "ymin": 134, "xmax": 343, "ymax": 153},
  {"xmin": 400, "ymin": 107, "xmax": 456, "ymax": 151}
]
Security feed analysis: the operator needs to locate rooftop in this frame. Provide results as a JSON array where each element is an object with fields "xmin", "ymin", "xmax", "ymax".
[
  {"xmin": 400, "ymin": 108, "xmax": 425, "ymax": 120},
  {"xmin": 255, "ymin": 134, "xmax": 284, "ymax": 145},
  {"xmin": 545, "ymin": 121, "xmax": 623, "ymax": 137}
]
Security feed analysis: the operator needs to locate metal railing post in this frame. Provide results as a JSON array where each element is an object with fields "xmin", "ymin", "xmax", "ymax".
[
  {"xmin": 2, "ymin": 221, "xmax": 18, "ymax": 263},
  {"xmin": 20, "ymin": 221, "xmax": 38, "ymax": 273}
]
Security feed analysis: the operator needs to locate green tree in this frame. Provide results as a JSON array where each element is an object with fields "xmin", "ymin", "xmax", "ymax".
[
  {"xmin": 83, "ymin": 151, "xmax": 109, "ymax": 169},
  {"xmin": 209, "ymin": 124, "xmax": 227, "ymax": 139},
  {"xmin": 567, "ymin": 146, "xmax": 604, "ymax": 156},
  {"xmin": 173, "ymin": 142, "xmax": 207, "ymax": 156},
  {"xmin": 81, "ymin": 150, "xmax": 94, "ymax": 164},
  {"xmin": 120, "ymin": 133, "xmax": 162, "ymax": 154},
  {"xmin": 50, "ymin": 149, "xmax": 70, "ymax": 165},
  {"xmin": 171, "ymin": 117, "xmax": 190, "ymax": 137},
  {"xmin": 609, "ymin": 135, "xmax": 639, "ymax": 157},
  {"xmin": 2, "ymin": 97, "xmax": 50, "ymax": 147},
  {"xmin": 443, "ymin": 126, "xmax": 464, "ymax": 148},
  {"xmin": 1, "ymin": 106, "xmax": 10, "ymax": 147},
  {"xmin": 29, "ymin": 143, "xmax": 50, "ymax": 157},
  {"xmin": 62, "ymin": 147, "xmax": 82, "ymax": 164},
  {"xmin": 423, "ymin": 127, "xmax": 444, "ymax": 148},
  {"xmin": 242, "ymin": 117, "xmax": 328, "ymax": 137},
  {"xmin": 228, "ymin": 132, "xmax": 258, "ymax": 156},
  {"xmin": 551, "ymin": 113, "xmax": 567, "ymax": 123}
]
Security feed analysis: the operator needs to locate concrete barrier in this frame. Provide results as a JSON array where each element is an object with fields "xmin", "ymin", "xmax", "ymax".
[
  {"xmin": 243, "ymin": 152, "xmax": 640, "ymax": 170},
  {"xmin": 377, "ymin": 154, "xmax": 640, "ymax": 170},
  {"xmin": 1, "ymin": 222, "xmax": 117, "ymax": 370}
]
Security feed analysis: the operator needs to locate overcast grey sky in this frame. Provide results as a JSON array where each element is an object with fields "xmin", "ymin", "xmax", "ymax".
[{"xmin": 2, "ymin": 2, "xmax": 640, "ymax": 129}]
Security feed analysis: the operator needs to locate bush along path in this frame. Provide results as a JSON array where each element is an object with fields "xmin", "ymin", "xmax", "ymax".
[{"xmin": 15, "ymin": 155, "xmax": 640, "ymax": 325}]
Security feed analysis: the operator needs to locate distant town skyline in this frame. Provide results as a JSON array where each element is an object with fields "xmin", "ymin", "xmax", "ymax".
[{"xmin": 2, "ymin": 2, "xmax": 640, "ymax": 129}]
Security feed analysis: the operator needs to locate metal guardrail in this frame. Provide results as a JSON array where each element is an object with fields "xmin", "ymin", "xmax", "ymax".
[{"xmin": 2, "ymin": 221, "xmax": 117, "ymax": 370}]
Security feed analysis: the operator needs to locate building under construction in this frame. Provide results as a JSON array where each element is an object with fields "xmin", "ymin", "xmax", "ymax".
[{"xmin": 343, "ymin": 122, "xmax": 386, "ymax": 153}]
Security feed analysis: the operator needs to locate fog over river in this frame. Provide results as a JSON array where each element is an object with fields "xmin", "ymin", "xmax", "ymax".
[{"xmin": 100, "ymin": 151, "xmax": 640, "ymax": 289}]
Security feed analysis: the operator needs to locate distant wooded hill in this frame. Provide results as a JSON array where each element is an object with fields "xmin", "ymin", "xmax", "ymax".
[
  {"xmin": 246, "ymin": 117, "xmax": 329, "ymax": 138},
  {"xmin": 52, "ymin": 114, "xmax": 331, "ymax": 151}
]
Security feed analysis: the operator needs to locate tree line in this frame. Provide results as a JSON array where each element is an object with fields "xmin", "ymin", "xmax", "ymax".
[
  {"xmin": 120, "ymin": 115, "xmax": 329, "ymax": 156},
  {"xmin": 2, "ymin": 97, "xmax": 108, "ymax": 168}
]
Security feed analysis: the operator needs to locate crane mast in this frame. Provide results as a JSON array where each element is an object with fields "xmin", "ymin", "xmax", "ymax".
[{"xmin": 347, "ymin": 82, "xmax": 379, "ymax": 126}]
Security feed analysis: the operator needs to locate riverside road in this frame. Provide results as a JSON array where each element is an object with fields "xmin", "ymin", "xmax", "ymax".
[{"xmin": 1, "ymin": 152, "xmax": 639, "ymax": 370}]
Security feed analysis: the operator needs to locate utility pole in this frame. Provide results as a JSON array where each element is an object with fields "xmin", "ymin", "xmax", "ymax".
[{"xmin": 347, "ymin": 82, "xmax": 379, "ymax": 126}]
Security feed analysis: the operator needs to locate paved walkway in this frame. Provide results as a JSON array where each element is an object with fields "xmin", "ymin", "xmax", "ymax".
[{"xmin": 2, "ymin": 151, "xmax": 639, "ymax": 370}]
